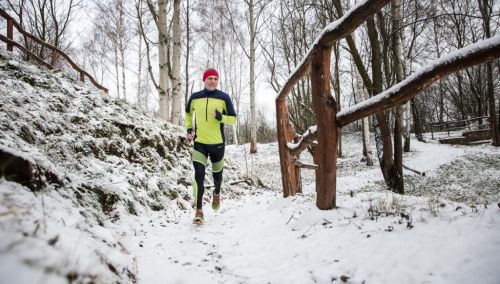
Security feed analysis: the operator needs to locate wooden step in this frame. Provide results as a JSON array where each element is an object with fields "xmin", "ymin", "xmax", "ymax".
[
  {"xmin": 462, "ymin": 129, "xmax": 491, "ymax": 141},
  {"xmin": 438, "ymin": 137, "xmax": 468, "ymax": 145}
]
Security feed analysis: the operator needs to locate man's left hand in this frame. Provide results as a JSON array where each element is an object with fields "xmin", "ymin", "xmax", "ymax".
[{"xmin": 214, "ymin": 109, "xmax": 222, "ymax": 121}]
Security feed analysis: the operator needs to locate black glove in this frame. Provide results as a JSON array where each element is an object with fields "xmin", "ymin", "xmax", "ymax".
[{"xmin": 214, "ymin": 110, "xmax": 223, "ymax": 121}]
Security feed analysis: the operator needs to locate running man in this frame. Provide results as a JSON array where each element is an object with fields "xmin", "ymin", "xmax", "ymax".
[{"xmin": 185, "ymin": 68, "xmax": 237, "ymax": 224}]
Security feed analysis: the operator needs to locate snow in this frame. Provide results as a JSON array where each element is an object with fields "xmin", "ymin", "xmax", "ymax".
[
  {"xmin": 1, "ymin": 48, "xmax": 500, "ymax": 283},
  {"xmin": 287, "ymin": 125, "xmax": 317, "ymax": 151}
]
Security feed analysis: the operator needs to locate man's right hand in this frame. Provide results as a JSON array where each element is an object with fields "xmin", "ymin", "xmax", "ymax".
[{"xmin": 186, "ymin": 133, "xmax": 194, "ymax": 141}]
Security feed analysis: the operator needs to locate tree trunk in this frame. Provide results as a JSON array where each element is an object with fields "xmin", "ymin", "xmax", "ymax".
[
  {"xmin": 431, "ymin": 0, "xmax": 445, "ymax": 124},
  {"xmin": 120, "ymin": 45, "xmax": 127, "ymax": 101},
  {"xmin": 170, "ymin": 0, "xmax": 182, "ymax": 125},
  {"xmin": 114, "ymin": 45, "xmax": 120, "ymax": 99},
  {"xmin": 355, "ymin": 68, "xmax": 373, "ymax": 166},
  {"xmin": 137, "ymin": 18, "xmax": 143, "ymax": 106},
  {"xmin": 403, "ymin": 103, "xmax": 411, "ymax": 151},
  {"xmin": 391, "ymin": 0, "xmax": 404, "ymax": 172},
  {"xmin": 411, "ymin": 99, "xmax": 423, "ymax": 141},
  {"xmin": 249, "ymin": 0, "xmax": 257, "ymax": 154},
  {"xmin": 158, "ymin": 0, "xmax": 170, "ymax": 120},
  {"xmin": 478, "ymin": 0, "xmax": 499, "ymax": 146},
  {"xmin": 184, "ymin": 0, "xmax": 190, "ymax": 112},
  {"xmin": 367, "ymin": 16, "xmax": 404, "ymax": 194}
]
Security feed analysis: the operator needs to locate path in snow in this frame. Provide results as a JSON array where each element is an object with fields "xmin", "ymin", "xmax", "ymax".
[{"xmin": 123, "ymin": 135, "xmax": 500, "ymax": 284}]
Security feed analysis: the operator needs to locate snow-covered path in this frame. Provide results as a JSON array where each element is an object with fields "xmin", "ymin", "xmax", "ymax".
[
  {"xmin": 124, "ymin": 188, "xmax": 500, "ymax": 284},
  {"xmin": 123, "ymin": 137, "xmax": 500, "ymax": 284}
]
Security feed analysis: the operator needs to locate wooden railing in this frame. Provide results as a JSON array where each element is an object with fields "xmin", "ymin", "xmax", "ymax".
[
  {"xmin": 276, "ymin": 0, "xmax": 500, "ymax": 209},
  {"xmin": 430, "ymin": 116, "xmax": 491, "ymax": 139},
  {"xmin": 0, "ymin": 8, "xmax": 108, "ymax": 93}
]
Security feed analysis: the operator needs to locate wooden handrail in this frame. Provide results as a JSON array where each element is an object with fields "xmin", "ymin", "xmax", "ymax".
[
  {"xmin": 0, "ymin": 34, "xmax": 53, "ymax": 69},
  {"xmin": 336, "ymin": 36, "xmax": 500, "ymax": 126},
  {"xmin": 0, "ymin": 8, "xmax": 108, "ymax": 93}
]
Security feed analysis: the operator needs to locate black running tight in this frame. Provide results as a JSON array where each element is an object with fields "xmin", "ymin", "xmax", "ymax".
[{"xmin": 191, "ymin": 142, "xmax": 225, "ymax": 209}]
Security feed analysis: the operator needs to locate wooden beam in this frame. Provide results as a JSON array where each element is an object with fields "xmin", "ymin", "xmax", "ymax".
[
  {"xmin": 311, "ymin": 45, "xmax": 338, "ymax": 210},
  {"xmin": 337, "ymin": 35, "xmax": 500, "ymax": 127}
]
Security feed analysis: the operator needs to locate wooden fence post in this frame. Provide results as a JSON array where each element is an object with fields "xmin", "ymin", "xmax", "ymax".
[
  {"xmin": 311, "ymin": 44, "xmax": 338, "ymax": 210},
  {"xmin": 276, "ymin": 99, "xmax": 300, "ymax": 197},
  {"xmin": 7, "ymin": 18, "xmax": 13, "ymax": 51},
  {"xmin": 50, "ymin": 48, "xmax": 59, "ymax": 66}
]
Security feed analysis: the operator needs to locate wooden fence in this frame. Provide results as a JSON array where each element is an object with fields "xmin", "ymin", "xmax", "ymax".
[
  {"xmin": 276, "ymin": 0, "xmax": 500, "ymax": 209},
  {"xmin": 0, "ymin": 8, "xmax": 108, "ymax": 93},
  {"xmin": 429, "ymin": 116, "xmax": 491, "ymax": 139}
]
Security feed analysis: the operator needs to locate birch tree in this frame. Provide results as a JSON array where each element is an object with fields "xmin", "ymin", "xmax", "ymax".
[
  {"xmin": 94, "ymin": 0, "xmax": 132, "ymax": 100},
  {"xmin": 146, "ymin": 0, "xmax": 171, "ymax": 120},
  {"xmin": 170, "ymin": 0, "xmax": 182, "ymax": 125},
  {"xmin": 224, "ymin": 0, "xmax": 271, "ymax": 153}
]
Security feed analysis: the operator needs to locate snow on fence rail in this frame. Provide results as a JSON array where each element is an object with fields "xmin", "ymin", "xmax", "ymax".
[
  {"xmin": 0, "ymin": 8, "xmax": 108, "ymax": 94},
  {"xmin": 275, "ymin": 0, "xmax": 500, "ymax": 210}
]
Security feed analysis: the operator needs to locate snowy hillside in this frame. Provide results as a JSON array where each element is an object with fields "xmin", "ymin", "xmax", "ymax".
[
  {"xmin": 1, "ymin": 48, "xmax": 500, "ymax": 284},
  {"xmin": 0, "ymin": 49, "xmax": 255, "ymax": 283}
]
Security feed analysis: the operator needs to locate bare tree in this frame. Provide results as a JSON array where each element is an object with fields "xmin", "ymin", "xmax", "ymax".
[
  {"xmin": 224, "ymin": 0, "xmax": 272, "ymax": 153},
  {"xmin": 93, "ymin": 0, "xmax": 132, "ymax": 100}
]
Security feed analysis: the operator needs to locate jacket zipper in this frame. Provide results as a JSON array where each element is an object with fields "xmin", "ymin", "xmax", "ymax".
[{"xmin": 205, "ymin": 97, "xmax": 209, "ymax": 121}]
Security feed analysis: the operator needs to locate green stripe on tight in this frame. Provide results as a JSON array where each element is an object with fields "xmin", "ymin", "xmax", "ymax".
[
  {"xmin": 212, "ymin": 157, "xmax": 224, "ymax": 173},
  {"xmin": 192, "ymin": 149, "xmax": 208, "ymax": 166}
]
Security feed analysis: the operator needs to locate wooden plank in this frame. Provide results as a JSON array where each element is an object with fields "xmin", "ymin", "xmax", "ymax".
[{"xmin": 311, "ymin": 45, "xmax": 338, "ymax": 210}]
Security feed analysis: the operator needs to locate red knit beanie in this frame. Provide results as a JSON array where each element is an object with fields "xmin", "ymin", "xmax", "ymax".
[{"xmin": 202, "ymin": 68, "xmax": 219, "ymax": 81}]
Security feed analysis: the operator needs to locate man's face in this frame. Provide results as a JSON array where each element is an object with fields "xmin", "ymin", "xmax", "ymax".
[{"xmin": 204, "ymin": 75, "xmax": 219, "ymax": 91}]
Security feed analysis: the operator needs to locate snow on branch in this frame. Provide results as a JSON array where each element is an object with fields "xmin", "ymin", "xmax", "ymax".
[
  {"xmin": 337, "ymin": 35, "xmax": 500, "ymax": 127},
  {"xmin": 275, "ymin": 0, "xmax": 390, "ymax": 102},
  {"xmin": 287, "ymin": 125, "xmax": 318, "ymax": 157}
]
